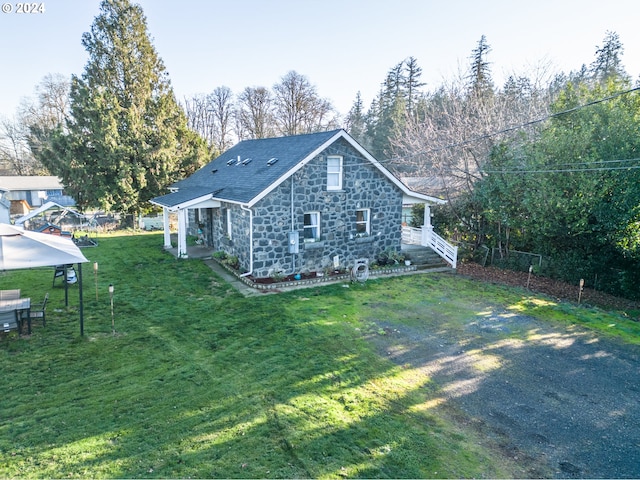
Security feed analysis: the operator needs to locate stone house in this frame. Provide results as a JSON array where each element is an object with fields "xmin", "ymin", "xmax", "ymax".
[{"xmin": 151, "ymin": 129, "xmax": 453, "ymax": 278}]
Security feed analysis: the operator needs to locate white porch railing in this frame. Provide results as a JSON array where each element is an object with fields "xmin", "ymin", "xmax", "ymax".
[
  {"xmin": 402, "ymin": 226, "xmax": 458, "ymax": 269},
  {"xmin": 401, "ymin": 226, "xmax": 423, "ymax": 245}
]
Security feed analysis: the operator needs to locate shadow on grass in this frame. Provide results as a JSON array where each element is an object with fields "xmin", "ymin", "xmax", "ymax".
[
  {"xmin": 5, "ymin": 234, "xmax": 637, "ymax": 478},
  {"xmin": 363, "ymin": 286, "xmax": 640, "ymax": 479}
]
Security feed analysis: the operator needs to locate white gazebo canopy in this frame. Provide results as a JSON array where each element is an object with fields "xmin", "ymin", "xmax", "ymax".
[{"xmin": 0, "ymin": 223, "xmax": 89, "ymax": 334}]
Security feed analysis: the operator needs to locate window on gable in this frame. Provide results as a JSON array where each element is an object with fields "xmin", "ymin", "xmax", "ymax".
[
  {"xmin": 327, "ymin": 156, "xmax": 343, "ymax": 191},
  {"xmin": 356, "ymin": 209, "xmax": 370, "ymax": 235},
  {"xmin": 303, "ymin": 212, "xmax": 321, "ymax": 242}
]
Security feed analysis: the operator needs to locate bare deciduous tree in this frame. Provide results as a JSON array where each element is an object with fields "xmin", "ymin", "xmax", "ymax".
[
  {"xmin": 18, "ymin": 73, "xmax": 71, "ymax": 172},
  {"xmin": 0, "ymin": 116, "xmax": 36, "ymax": 175},
  {"xmin": 21, "ymin": 73, "xmax": 70, "ymax": 130},
  {"xmin": 391, "ymin": 64, "xmax": 555, "ymax": 245},
  {"xmin": 272, "ymin": 71, "xmax": 337, "ymax": 136},
  {"xmin": 236, "ymin": 86, "xmax": 275, "ymax": 140},
  {"xmin": 184, "ymin": 86, "xmax": 236, "ymax": 152},
  {"xmin": 183, "ymin": 93, "xmax": 217, "ymax": 147},
  {"xmin": 208, "ymin": 86, "xmax": 234, "ymax": 151}
]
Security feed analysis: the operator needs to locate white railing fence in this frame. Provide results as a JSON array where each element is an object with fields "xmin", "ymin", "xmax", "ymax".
[
  {"xmin": 402, "ymin": 226, "xmax": 458, "ymax": 269},
  {"xmin": 401, "ymin": 226, "xmax": 423, "ymax": 245}
]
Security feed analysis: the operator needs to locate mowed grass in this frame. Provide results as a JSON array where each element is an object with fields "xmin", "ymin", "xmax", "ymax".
[{"xmin": 1, "ymin": 233, "xmax": 638, "ymax": 478}]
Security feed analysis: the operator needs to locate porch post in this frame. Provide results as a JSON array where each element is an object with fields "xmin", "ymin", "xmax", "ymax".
[
  {"xmin": 177, "ymin": 208, "xmax": 188, "ymax": 258},
  {"xmin": 162, "ymin": 207, "xmax": 172, "ymax": 249},
  {"xmin": 424, "ymin": 204, "xmax": 432, "ymax": 229},
  {"xmin": 422, "ymin": 203, "xmax": 433, "ymax": 246}
]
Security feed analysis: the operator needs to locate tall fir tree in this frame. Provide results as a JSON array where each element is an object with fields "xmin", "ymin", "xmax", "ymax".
[
  {"xmin": 467, "ymin": 35, "xmax": 494, "ymax": 98},
  {"xmin": 368, "ymin": 62, "xmax": 408, "ymax": 159},
  {"xmin": 403, "ymin": 56, "xmax": 426, "ymax": 117},
  {"xmin": 345, "ymin": 92, "xmax": 366, "ymax": 144},
  {"xmin": 38, "ymin": 0, "xmax": 208, "ymax": 215},
  {"xmin": 589, "ymin": 31, "xmax": 627, "ymax": 83}
]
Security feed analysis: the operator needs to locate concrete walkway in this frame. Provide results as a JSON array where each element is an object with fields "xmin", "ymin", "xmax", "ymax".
[{"xmin": 165, "ymin": 245, "xmax": 263, "ymax": 297}]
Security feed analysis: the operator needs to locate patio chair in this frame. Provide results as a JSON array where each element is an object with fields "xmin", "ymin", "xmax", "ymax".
[
  {"xmin": 1, "ymin": 310, "xmax": 19, "ymax": 333},
  {"xmin": 27, "ymin": 293, "xmax": 49, "ymax": 327},
  {"xmin": 53, "ymin": 265, "xmax": 77, "ymax": 286}
]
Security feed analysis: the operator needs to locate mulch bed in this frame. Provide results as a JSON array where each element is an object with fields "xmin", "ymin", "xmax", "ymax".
[
  {"xmin": 247, "ymin": 270, "xmax": 346, "ymax": 284},
  {"xmin": 456, "ymin": 262, "xmax": 640, "ymax": 313}
]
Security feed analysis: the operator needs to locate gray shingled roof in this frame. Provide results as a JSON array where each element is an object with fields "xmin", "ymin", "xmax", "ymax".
[{"xmin": 155, "ymin": 129, "xmax": 343, "ymax": 207}]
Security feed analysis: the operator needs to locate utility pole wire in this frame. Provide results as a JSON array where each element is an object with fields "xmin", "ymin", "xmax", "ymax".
[
  {"xmin": 377, "ymin": 85, "xmax": 640, "ymax": 165},
  {"xmin": 480, "ymin": 161, "xmax": 640, "ymax": 175}
]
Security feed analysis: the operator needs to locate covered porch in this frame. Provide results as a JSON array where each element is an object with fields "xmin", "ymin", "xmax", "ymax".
[
  {"xmin": 150, "ymin": 188, "xmax": 221, "ymax": 259},
  {"xmin": 401, "ymin": 195, "xmax": 457, "ymax": 269}
]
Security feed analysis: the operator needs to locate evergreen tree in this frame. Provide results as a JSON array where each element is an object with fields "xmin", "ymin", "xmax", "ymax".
[
  {"xmin": 404, "ymin": 56, "xmax": 426, "ymax": 117},
  {"xmin": 345, "ymin": 91, "xmax": 366, "ymax": 144},
  {"xmin": 475, "ymin": 72, "xmax": 640, "ymax": 298},
  {"xmin": 467, "ymin": 35, "xmax": 494, "ymax": 97},
  {"xmin": 369, "ymin": 62, "xmax": 408, "ymax": 158},
  {"xmin": 590, "ymin": 31, "xmax": 627, "ymax": 83},
  {"xmin": 38, "ymin": 0, "xmax": 208, "ymax": 215}
]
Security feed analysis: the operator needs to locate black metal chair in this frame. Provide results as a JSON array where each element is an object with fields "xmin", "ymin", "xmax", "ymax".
[{"xmin": 27, "ymin": 293, "xmax": 49, "ymax": 327}]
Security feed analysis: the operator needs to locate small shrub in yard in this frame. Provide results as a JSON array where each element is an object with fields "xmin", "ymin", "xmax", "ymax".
[
  {"xmin": 223, "ymin": 255, "xmax": 239, "ymax": 270},
  {"xmin": 212, "ymin": 250, "xmax": 227, "ymax": 260}
]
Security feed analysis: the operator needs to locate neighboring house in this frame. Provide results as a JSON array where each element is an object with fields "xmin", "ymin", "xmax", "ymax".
[
  {"xmin": 151, "ymin": 129, "xmax": 455, "ymax": 278},
  {"xmin": 0, "ymin": 176, "xmax": 75, "ymax": 215}
]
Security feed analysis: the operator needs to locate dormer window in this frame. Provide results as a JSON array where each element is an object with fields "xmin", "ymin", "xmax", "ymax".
[{"xmin": 327, "ymin": 156, "xmax": 343, "ymax": 191}]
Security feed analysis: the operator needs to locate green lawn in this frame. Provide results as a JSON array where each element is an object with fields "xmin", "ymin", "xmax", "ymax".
[{"xmin": 1, "ymin": 233, "xmax": 638, "ymax": 478}]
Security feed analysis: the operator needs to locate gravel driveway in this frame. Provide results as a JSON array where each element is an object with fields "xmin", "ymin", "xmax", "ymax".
[{"xmin": 368, "ymin": 308, "xmax": 640, "ymax": 478}]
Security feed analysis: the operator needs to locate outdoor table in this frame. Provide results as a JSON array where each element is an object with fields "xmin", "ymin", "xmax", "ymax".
[
  {"xmin": 0, "ymin": 298, "xmax": 31, "ymax": 334},
  {"xmin": 0, "ymin": 289, "xmax": 20, "ymax": 301}
]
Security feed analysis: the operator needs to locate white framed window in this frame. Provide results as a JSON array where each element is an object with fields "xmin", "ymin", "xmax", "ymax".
[
  {"xmin": 356, "ymin": 209, "xmax": 370, "ymax": 235},
  {"xmin": 327, "ymin": 156, "xmax": 343, "ymax": 191},
  {"xmin": 226, "ymin": 208, "xmax": 232, "ymax": 239},
  {"xmin": 303, "ymin": 212, "xmax": 321, "ymax": 242}
]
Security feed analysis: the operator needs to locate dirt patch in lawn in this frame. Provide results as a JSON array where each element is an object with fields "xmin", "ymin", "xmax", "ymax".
[
  {"xmin": 366, "ymin": 272, "xmax": 640, "ymax": 478},
  {"xmin": 457, "ymin": 262, "xmax": 640, "ymax": 314}
]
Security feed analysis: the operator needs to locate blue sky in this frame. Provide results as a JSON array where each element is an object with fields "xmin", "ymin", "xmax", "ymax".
[{"xmin": 1, "ymin": 0, "xmax": 639, "ymax": 120}]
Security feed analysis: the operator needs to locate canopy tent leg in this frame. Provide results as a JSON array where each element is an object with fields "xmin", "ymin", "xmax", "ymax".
[{"xmin": 78, "ymin": 262, "xmax": 84, "ymax": 336}]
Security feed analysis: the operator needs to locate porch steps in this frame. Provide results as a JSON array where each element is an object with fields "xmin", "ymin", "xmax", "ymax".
[{"xmin": 401, "ymin": 244, "xmax": 452, "ymax": 271}]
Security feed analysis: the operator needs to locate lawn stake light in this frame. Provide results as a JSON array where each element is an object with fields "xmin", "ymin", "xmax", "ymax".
[
  {"xmin": 578, "ymin": 278, "xmax": 585, "ymax": 304},
  {"xmin": 109, "ymin": 283, "xmax": 115, "ymax": 334},
  {"xmin": 94, "ymin": 262, "xmax": 99, "ymax": 300}
]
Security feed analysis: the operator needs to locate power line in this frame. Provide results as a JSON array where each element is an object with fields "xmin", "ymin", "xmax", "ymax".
[
  {"xmin": 378, "ymin": 85, "xmax": 640, "ymax": 164},
  {"xmin": 480, "ymin": 159, "xmax": 640, "ymax": 175}
]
